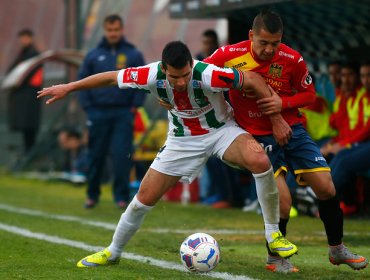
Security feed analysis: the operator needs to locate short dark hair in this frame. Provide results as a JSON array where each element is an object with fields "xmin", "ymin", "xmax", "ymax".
[
  {"xmin": 104, "ymin": 14, "xmax": 124, "ymax": 26},
  {"xmin": 162, "ymin": 41, "xmax": 193, "ymax": 70},
  {"xmin": 18, "ymin": 29, "xmax": 34, "ymax": 37},
  {"xmin": 342, "ymin": 61, "xmax": 359, "ymax": 74},
  {"xmin": 60, "ymin": 127, "xmax": 81, "ymax": 139},
  {"xmin": 203, "ymin": 29, "xmax": 219, "ymax": 45},
  {"xmin": 252, "ymin": 10, "xmax": 283, "ymax": 34},
  {"xmin": 360, "ymin": 61, "xmax": 370, "ymax": 68},
  {"xmin": 328, "ymin": 60, "xmax": 342, "ymax": 68}
]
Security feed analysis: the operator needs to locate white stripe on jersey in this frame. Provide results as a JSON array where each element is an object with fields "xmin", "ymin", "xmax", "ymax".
[{"xmin": 117, "ymin": 60, "xmax": 237, "ymax": 136}]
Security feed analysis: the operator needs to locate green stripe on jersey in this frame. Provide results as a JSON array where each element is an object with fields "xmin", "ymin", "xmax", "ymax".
[
  {"xmin": 156, "ymin": 63, "xmax": 169, "ymax": 100},
  {"xmin": 170, "ymin": 112, "xmax": 185, "ymax": 137},
  {"xmin": 193, "ymin": 62, "xmax": 224, "ymax": 128},
  {"xmin": 205, "ymin": 109, "xmax": 225, "ymax": 129},
  {"xmin": 156, "ymin": 63, "xmax": 166, "ymax": 80},
  {"xmin": 193, "ymin": 62, "xmax": 209, "ymax": 81},
  {"xmin": 193, "ymin": 88, "xmax": 209, "ymax": 107},
  {"xmin": 193, "ymin": 62, "xmax": 211, "ymax": 107}
]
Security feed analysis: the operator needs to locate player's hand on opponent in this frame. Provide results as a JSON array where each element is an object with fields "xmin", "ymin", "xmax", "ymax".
[
  {"xmin": 269, "ymin": 114, "xmax": 292, "ymax": 146},
  {"xmin": 256, "ymin": 85, "xmax": 282, "ymax": 115},
  {"xmin": 37, "ymin": 84, "xmax": 71, "ymax": 104},
  {"xmin": 157, "ymin": 98, "xmax": 174, "ymax": 110}
]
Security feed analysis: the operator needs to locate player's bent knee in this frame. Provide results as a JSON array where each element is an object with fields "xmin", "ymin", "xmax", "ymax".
[
  {"xmin": 249, "ymin": 153, "xmax": 271, "ymax": 174},
  {"xmin": 136, "ymin": 189, "xmax": 158, "ymax": 206},
  {"xmin": 314, "ymin": 182, "xmax": 336, "ymax": 200}
]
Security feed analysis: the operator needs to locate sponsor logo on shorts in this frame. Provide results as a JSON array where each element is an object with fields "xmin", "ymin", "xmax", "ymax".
[
  {"xmin": 315, "ymin": 156, "xmax": 326, "ymax": 162},
  {"xmin": 260, "ymin": 143, "xmax": 273, "ymax": 153}
]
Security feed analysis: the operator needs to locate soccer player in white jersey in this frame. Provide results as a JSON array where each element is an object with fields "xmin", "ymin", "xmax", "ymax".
[{"xmin": 37, "ymin": 41, "xmax": 297, "ymax": 268}]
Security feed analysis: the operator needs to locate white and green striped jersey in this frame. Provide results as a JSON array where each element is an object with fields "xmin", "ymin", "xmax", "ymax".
[{"xmin": 117, "ymin": 60, "xmax": 243, "ymax": 136}]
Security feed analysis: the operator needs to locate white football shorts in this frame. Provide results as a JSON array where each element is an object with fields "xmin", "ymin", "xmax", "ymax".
[{"xmin": 150, "ymin": 120, "xmax": 247, "ymax": 183}]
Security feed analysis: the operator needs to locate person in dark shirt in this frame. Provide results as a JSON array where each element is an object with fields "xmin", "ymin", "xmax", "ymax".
[
  {"xmin": 195, "ymin": 29, "xmax": 219, "ymax": 61},
  {"xmin": 7, "ymin": 29, "xmax": 43, "ymax": 153},
  {"xmin": 78, "ymin": 14, "xmax": 146, "ymax": 209}
]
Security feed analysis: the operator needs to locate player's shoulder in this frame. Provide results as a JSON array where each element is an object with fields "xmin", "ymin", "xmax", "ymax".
[
  {"xmin": 146, "ymin": 61, "xmax": 164, "ymax": 82},
  {"xmin": 192, "ymin": 60, "xmax": 211, "ymax": 75},
  {"xmin": 125, "ymin": 61, "xmax": 159, "ymax": 77},
  {"xmin": 143, "ymin": 61, "xmax": 161, "ymax": 77},
  {"xmin": 277, "ymin": 43, "xmax": 303, "ymax": 64},
  {"xmin": 219, "ymin": 40, "xmax": 251, "ymax": 54}
]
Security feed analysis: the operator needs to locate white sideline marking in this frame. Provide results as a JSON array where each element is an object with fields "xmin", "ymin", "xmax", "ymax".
[
  {"xmin": 0, "ymin": 223, "xmax": 257, "ymax": 280},
  {"xmin": 0, "ymin": 203, "xmax": 263, "ymax": 235},
  {"xmin": 1, "ymin": 203, "xmax": 369, "ymax": 237},
  {"xmin": 0, "ymin": 203, "xmax": 116, "ymax": 230},
  {"xmin": 146, "ymin": 228, "xmax": 264, "ymax": 235}
]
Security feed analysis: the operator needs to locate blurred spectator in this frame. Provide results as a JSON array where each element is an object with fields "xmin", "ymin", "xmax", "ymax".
[
  {"xmin": 316, "ymin": 61, "xmax": 341, "ymax": 110},
  {"xmin": 329, "ymin": 62, "xmax": 370, "ymax": 214},
  {"xmin": 195, "ymin": 29, "xmax": 219, "ymax": 61},
  {"xmin": 300, "ymin": 74, "xmax": 337, "ymax": 146},
  {"xmin": 6, "ymin": 29, "xmax": 43, "ymax": 153},
  {"xmin": 78, "ymin": 14, "xmax": 146, "ymax": 209},
  {"xmin": 328, "ymin": 61, "xmax": 342, "ymax": 89},
  {"xmin": 321, "ymin": 62, "xmax": 361, "ymax": 157},
  {"xmin": 300, "ymin": 96, "xmax": 337, "ymax": 146},
  {"xmin": 58, "ymin": 127, "xmax": 88, "ymax": 184}
]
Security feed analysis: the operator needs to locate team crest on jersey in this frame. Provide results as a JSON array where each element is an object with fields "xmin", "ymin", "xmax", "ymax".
[
  {"xmin": 268, "ymin": 63, "xmax": 283, "ymax": 78},
  {"xmin": 301, "ymin": 71, "xmax": 313, "ymax": 88},
  {"xmin": 130, "ymin": 71, "xmax": 138, "ymax": 81}
]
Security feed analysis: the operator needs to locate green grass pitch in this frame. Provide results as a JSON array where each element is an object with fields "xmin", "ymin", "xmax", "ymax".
[{"xmin": 0, "ymin": 174, "xmax": 369, "ymax": 279}]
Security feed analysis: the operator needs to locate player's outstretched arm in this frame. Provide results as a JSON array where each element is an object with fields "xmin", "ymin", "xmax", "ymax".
[{"xmin": 37, "ymin": 71, "xmax": 119, "ymax": 104}]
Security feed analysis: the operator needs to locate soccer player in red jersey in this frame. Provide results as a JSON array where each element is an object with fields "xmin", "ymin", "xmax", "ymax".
[{"xmin": 204, "ymin": 11, "xmax": 368, "ymax": 272}]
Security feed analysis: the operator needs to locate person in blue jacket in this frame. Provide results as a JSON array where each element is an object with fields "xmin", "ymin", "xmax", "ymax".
[{"xmin": 79, "ymin": 14, "xmax": 146, "ymax": 209}]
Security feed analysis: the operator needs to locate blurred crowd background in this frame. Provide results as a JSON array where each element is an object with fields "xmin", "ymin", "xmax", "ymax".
[{"xmin": 1, "ymin": 0, "xmax": 370, "ymax": 217}]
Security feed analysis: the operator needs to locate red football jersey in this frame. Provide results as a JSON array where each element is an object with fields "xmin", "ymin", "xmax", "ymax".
[
  {"xmin": 204, "ymin": 40, "xmax": 316, "ymax": 135},
  {"xmin": 336, "ymin": 88, "xmax": 370, "ymax": 145},
  {"xmin": 330, "ymin": 88, "xmax": 353, "ymax": 143}
]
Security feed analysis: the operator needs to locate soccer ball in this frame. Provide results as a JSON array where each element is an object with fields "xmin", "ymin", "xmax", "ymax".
[{"xmin": 180, "ymin": 232, "xmax": 220, "ymax": 273}]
